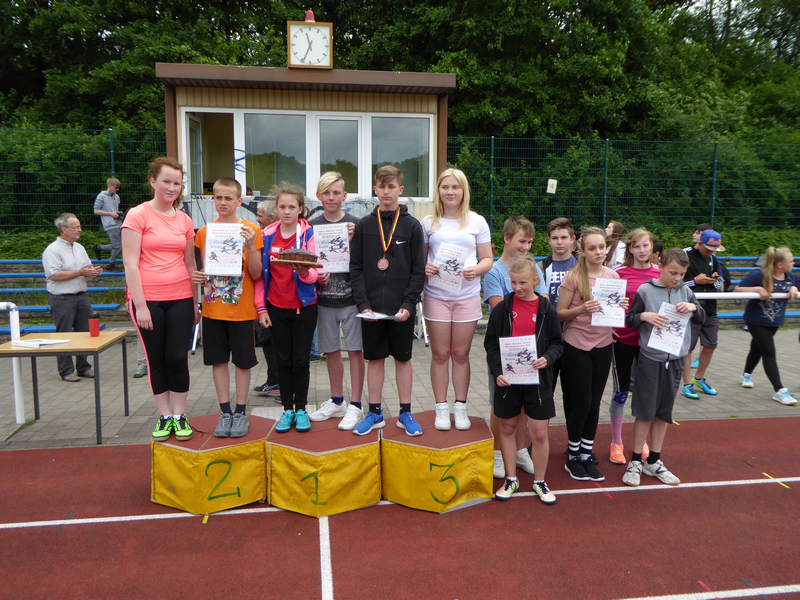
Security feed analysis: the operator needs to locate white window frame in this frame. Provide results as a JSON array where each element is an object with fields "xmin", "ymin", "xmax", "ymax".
[{"xmin": 180, "ymin": 107, "xmax": 435, "ymax": 201}]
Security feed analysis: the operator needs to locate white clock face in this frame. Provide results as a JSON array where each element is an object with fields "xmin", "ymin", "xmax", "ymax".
[{"xmin": 289, "ymin": 24, "xmax": 331, "ymax": 68}]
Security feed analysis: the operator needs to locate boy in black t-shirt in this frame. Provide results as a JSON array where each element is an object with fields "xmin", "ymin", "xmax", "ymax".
[{"xmin": 308, "ymin": 172, "xmax": 365, "ymax": 430}]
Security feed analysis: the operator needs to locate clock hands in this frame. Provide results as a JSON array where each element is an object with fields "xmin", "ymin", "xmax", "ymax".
[{"xmin": 302, "ymin": 31, "xmax": 313, "ymax": 62}]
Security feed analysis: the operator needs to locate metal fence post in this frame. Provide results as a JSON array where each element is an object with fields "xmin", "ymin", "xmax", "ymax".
[
  {"xmin": 109, "ymin": 128, "xmax": 115, "ymax": 176},
  {"xmin": 602, "ymin": 139, "xmax": 609, "ymax": 225},
  {"xmin": 489, "ymin": 136, "xmax": 495, "ymax": 231},
  {"xmin": 710, "ymin": 142, "xmax": 718, "ymax": 228}
]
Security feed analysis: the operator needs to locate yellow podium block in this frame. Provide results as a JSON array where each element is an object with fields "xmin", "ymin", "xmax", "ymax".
[
  {"xmin": 151, "ymin": 413, "xmax": 274, "ymax": 515},
  {"xmin": 381, "ymin": 410, "xmax": 493, "ymax": 513},
  {"xmin": 268, "ymin": 418, "xmax": 381, "ymax": 518}
]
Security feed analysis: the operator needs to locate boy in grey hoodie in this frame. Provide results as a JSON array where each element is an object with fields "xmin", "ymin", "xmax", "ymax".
[{"xmin": 622, "ymin": 248, "xmax": 705, "ymax": 487}]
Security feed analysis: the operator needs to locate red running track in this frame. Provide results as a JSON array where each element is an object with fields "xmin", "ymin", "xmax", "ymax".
[{"xmin": 2, "ymin": 417, "xmax": 800, "ymax": 600}]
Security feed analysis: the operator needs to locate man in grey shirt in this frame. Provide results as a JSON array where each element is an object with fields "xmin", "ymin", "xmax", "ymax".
[
  {"xmin": 91, "ymin": 177, "xmax": 123, "ymax": 272},
  {"xmin": 42, "ymin": 213, "xmax": 103, "ymax": 382}
]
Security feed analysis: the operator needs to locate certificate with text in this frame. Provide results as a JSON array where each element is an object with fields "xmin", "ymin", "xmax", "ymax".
[
  {"xmin": 591, "ymin": 278, "xmax": 627, "ymax": 328},
  {"xmin": 499, "ymin": 335, "xmax": 539, "ymax": 385},
  {"xmin": 204, "ymin": 223, "xmax": 244, "ymax": 276},
  {"xmin": 313, "ymin": 223, "xmax": 350, "ymax": 274}
]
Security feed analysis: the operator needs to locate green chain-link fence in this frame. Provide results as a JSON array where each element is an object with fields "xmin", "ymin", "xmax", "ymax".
[
  {"xmin": 0, "ymin": 128, "xmax": 166, "ymax": 229},
  {"xmin": 448, "ymin": 137, "xmax": 800, "ymax": 231},
  {"xmin": 1, "ymin": 129, "xmax": 797, "ymax": 233}
]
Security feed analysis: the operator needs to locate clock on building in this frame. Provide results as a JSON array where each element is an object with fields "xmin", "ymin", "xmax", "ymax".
[{"xmin": 287, "ymin": 16, "xmax": 333, "ymax": 69}]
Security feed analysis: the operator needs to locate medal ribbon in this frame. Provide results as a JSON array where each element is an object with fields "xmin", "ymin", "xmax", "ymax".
[{"xmin": 377, "ymin": 209, "xmax": 401, "ymax": 255}]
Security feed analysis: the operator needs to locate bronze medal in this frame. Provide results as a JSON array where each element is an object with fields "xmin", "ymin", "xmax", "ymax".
[{"xmin": 376, "ymin": 209, "xmax": 400, "ymax": 272}]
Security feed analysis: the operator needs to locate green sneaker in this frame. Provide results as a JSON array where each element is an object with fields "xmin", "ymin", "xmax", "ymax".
[
  {"xmin": 152, "ymin": 416, "xmax": 174, "ymax": 440},
  {"xmin": 173, "ymin": 414, "xmax": 193, "ymax": 441}
]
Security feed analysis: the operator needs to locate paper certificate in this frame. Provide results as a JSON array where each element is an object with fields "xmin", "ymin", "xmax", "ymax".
[
  {"xmin": 646, "ymin": 302, "xmax": 691, "ymax": 356},
  {"xmin": 313, "ymin": 223, "xmax": 350, "ymax": 274},
  {"xmin": 428, "ymin": 242, "xmax": 467, "ymax": 294},
  {"xmin": 355, "ymin": 311, "xmax": 400, "ymax": 321},
  {"xmin": 204, "ymin": 223, "xmax": 244, "ymax": 276},
  {"xmin": 591, "ymin": 278, "xmax": 628, "ymax": 328},
  {"xmin": 499, "ymin": 335, "xmax": 540, "ymax": 385}
]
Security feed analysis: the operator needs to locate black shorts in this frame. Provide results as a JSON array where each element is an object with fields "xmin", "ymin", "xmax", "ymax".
[
  {"xmin": 360, "ymin": 313, "xmax": 416, "ymax": 361},
  {"xmin": 202, "ymin": 317, "xmax": 258, "ymax": 369},
  {"xmin": 493, "ymin": 385, "xmax": 556, "ymax": 421}
]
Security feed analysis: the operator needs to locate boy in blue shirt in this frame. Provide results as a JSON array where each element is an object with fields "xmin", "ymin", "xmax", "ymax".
[{"xmin": 483, "ymin": 215, "xmax": 546, "ymax": 478}]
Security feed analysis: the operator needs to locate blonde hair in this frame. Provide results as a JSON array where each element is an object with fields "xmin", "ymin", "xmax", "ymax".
[
  {"xmin": 621, "ymin": 227, "xmax": 654, "ymax": 267},
  {"xmin": 566, "ymin": 227, "xmax": 607, "ymax": 301},
  {"xmin": 762, "ymin": 246, "xmax": 794, "ymax": 295},
  {"xmin": 429, "ymin": 168, "xmax": 471, "ymax": 232},
  {"xmin": 508, "ymin": 256, "xmax": 540, "ymax": 286},
  {"xmin": 317, "ymin": 171, "xmax": 345, "ymax": 194}
]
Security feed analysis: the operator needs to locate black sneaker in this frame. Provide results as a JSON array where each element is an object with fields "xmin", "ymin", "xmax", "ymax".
[
  {"xmin": 104, "ymin": 263, "xmax": 121, "ymax": 272},
  {"xmin": 91, "ymin": 245, "xmax": 102, "ymax": 261},
  {"xmin": 565, "ymin": 459, "xmax": 590, "ymax": 481},
  {"xmin": 581, "ymin": 459, "xmax": 605, "ymax": 481}
]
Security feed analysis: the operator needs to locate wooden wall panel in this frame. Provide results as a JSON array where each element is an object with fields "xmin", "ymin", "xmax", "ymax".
[{"xmin": 176, "ymin": 87, "xmax": 437, "ymax": 113}]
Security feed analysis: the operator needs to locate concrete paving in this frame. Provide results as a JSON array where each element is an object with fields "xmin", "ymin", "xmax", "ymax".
[{"xmin": 2, "ymin": 322, "xmax": 798, "ymax": 449}]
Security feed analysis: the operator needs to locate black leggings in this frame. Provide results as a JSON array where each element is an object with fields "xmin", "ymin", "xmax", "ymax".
[
  {"xmin": 562, "ymin": 342, "xmax": 613, "ymax": 446},
  {"xmin": 612, "ymin": 342, "xmax": 639, "ymax": 394},
  {"xmin": 744, "ymin": 323, "xmax": 783, "ymax": 391},
  {"xmin": 132, "ymin": 297, "xmax": 194, "ymax": 396},
  {"xmin": 268, "ymin": 302, "xmax": 318, "ymax": 411}
]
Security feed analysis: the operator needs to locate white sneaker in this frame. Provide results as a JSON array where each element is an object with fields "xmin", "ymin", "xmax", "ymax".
[
  {"xmin": 641, "ymin": 459, "xmax": 681, "ymax": 485},
  {"xmin": 515, "ymin": 448, "xmax": 534, "ymax": 475},
  {"xmin": 337, "ymin": 405, "xmax": 364, "ymax": 430},
  {"xmin": 454, "ymin": 402, "xmax": 471, "ymax": 430},
  {"xmin": 493, "ymin": 450, "xmax": 505, "ymax": 479},
  {"xmin": 622, "ymin": 460, "xmax": 642, "ymax": 487},
  {"xmin": 434, "ymin": 402, "xmax": 451, "ymax": 430},
  {"xmin": 741, "ymin": 373, "xmax": 754, "ymax": 388},
  {"xmin": 309, "ymin": 399, "xmax": 348, "ymax": 422},
  {"xmin": 772, "ymin": 388, "xmax": 797, "ymax": 406}
]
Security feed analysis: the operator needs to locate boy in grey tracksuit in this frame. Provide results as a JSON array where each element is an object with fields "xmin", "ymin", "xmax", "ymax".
[
  {"xmin": 92, "ymin": 177, "xmax": 123, "ymax": 271},
  {"xmin": 622, "ymin": 248, "xmax": 706, "ymax": 488}
]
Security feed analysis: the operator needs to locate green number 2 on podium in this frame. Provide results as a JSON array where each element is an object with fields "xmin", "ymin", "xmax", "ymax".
[{"xmin": 205, "ymin": 460, "xmax": 241, "ymax": 501}]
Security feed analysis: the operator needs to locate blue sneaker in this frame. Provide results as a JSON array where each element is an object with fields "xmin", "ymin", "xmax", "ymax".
[
  {"xmin": 397, "ymin": 412, "xmax": 422, "ymax": 436},
  {"xmin": 295, "ymin": 409, "xmax": 311, "ymax": 432},
  {"xmin": 691, "ymin": 357, "xmax": 699, "ymax": 368},
  {"xmin": 681, "ymin": 383, "xmax": 700, "ymax": 399},
  {"xmin": 276, "ymin": 410, "xmax": 295, "ymax": 433},
  {"xmin": 353, "ymin": 410, "xmax": 385, "ymax": 435},
  {"xmin": 692, "ymin": 377, "xmax": 718, "ymax": 395}
]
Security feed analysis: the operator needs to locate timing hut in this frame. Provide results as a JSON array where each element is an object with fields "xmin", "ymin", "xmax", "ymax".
[{"xmin": 155, "ymin": 62, "xmax": 456, "ymax": 223}]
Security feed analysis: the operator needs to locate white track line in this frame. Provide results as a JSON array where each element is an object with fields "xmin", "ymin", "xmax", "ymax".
[
  {"xmin": 1, "ymin": 476, "xmax": 797, "ymax": 531},
  {"xmin": 510, "ymin": 476, "xmax": 800, "ymax": 499},
  {"xmin": 319, "ymin": 517, "xmax": 334, "ymax": 600},
  {"xmin": 612, "ymin": 584, "xmax": 800, "ymax": 599}
]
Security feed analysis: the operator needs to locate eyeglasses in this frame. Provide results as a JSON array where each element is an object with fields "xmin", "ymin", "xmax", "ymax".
[{"xmin": 66, "ymin": 226, "xmax": 82, "ymax": 230}]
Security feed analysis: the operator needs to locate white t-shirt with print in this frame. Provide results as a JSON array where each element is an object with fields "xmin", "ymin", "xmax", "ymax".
[{"xmin": 421, "ymin": 212, "xmax": 491, "ymax": 301}]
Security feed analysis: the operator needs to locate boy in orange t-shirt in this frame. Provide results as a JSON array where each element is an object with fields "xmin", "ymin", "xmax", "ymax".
[{"xmin": 192, "ymin": 178, "xmax": 263, "ymax": 438}]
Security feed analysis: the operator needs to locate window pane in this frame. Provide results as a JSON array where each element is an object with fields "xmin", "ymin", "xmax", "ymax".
[
  {"xmin": 245, "ymin": 114, "xmax": 306, "ymax": 195},
  {"xmin": 371, "ymin": 117, "xmax": 429, "ymax": 197},
  {"xmin": 320, "ymin": 120, "xmax": 358, "ymax": 192}
]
